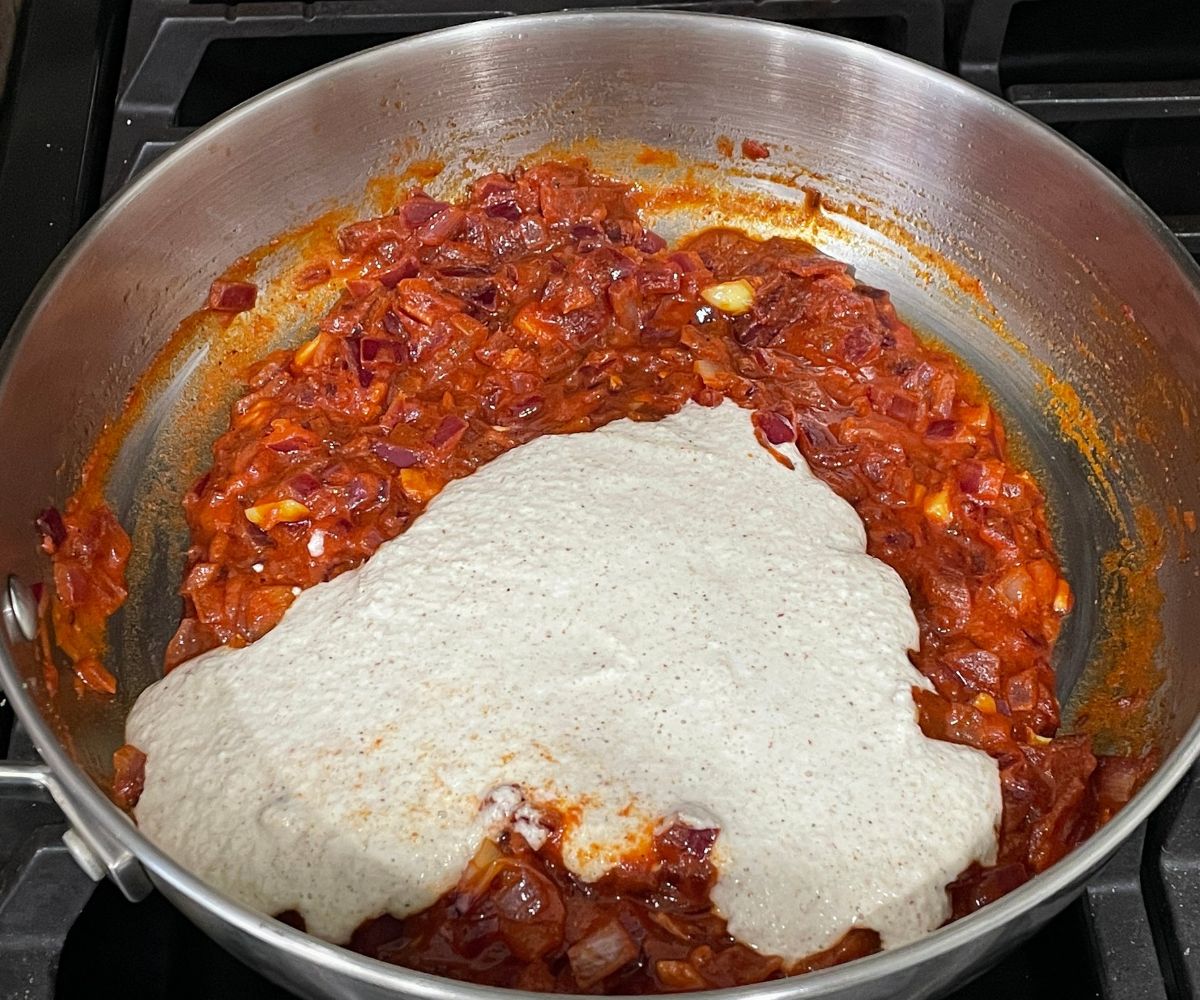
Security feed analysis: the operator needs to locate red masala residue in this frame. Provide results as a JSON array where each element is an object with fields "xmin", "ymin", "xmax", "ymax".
[
  {"xmin": 741, "ymin": 138, "xmax": 770, "ymax": 161},
  {"xmin": 635, "ymin": 146, "xmax": 680, "ymax": 169},
  {"xmin": 346, "ymin": 816, "xmax": 850, "ymax": 992},
  {"xmin": 111, "ymin": 743, "xmax": 147, "ymax": 809},
  {"xmin": 1066, "ymin": 505, "xmax": 1166, "ymax": 756}
]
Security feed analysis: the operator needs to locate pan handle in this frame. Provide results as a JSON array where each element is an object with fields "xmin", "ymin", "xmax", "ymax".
[
  {"xmin": 0, "ymin": 760, "xmax": 55, "ymax": 801},
  {"xmin": 0, "ymin": 758, "xmax": 153, "ymax": 900},
  {"xmin": 1, "ymin": 574, "xmax": 153, "ymax": 901}
]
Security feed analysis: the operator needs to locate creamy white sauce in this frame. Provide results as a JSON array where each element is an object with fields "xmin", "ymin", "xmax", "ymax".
[{"xmin": 127, "ymin": 402, "xmax": 1000, "ymax": 961}]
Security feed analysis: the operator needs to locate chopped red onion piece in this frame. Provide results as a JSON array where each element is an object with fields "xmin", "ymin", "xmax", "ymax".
[
  {"xmin": 477, "ymin": 177, "xmax": 516, "ymax": 200},
  {"xmin": 903, "ymin": 361, "xmax": 937, "ymax": 392},
  {"xmin": 926, "ymin": 419, "xmax": 960, "ymax": 439},
  {"xmin": 381, "ymin": 310, "xmax": 404, "ymax": 338},
  {"xmin": 512, "ymin": 395, "xmax": 543, "ymax": 421},
  {"xmin": 344, "ymin": 336, "xmax": 373, "ymax": 387},
  {"xmin": 401, "ymin": 197, "xmax": 448, "ymax": 227},
  {"xmin": 207, "ymin": 279, "xmax": 257, "ymax": 313},
  {"xmin": 417, "ymin": 207, "xmax": 466, "ymax": 246},
  {"xmin": 360, "ymin": 338, "xmax": 407, "ymax": 366},
  {"xmin": 35, "ymin": 507, "xmax": 66, "ymax": 550},
  {"xmin": 660, "ymin": 823, "xmax": 719, "ymax": 858},
  {"xmin": 636, "ymin": 229, "xmax": 667, "ymax": 253},
  {"xmin": 477, "ymin": 177, "xmax": 520, "ymax": 221},
  {"xmin": 267, "ymin": 436, "xmax": 311, "ymax": 454},
  {"xmin": 567, "ymin": 918, "xmax": 639, "ymax": 988},
  {"xmin": 734, "ymin": 321, "xmax": 774, "ymax": 349},
  {"xmin": 472, "ymin": 285, "xmax": 498, "ymax": 310},
  {"xmin": 668, "ymin": 251, "xmax": 701, "ymax": 273},
  {"xmin": 294, "ymin": 263, "xmax": 331, "ymax": 290},
  {"xmin": 841, "ymin": 326, "xmax": 879, "ymax": 363},
  {"xmin": 377, "ymin": 257, "xmax": 419, "ymax": 288},
  {"xmin": 518, "ymin": 217, "xmax": 547, "ymax": 248},
  {"xmin": 345, "ymin": 476, "xmax": 372, "ymax": 510},
  {"xmin": 795, "ymin": 412, "xmax": 842, "ymax": 450},
  {"xmin": 430, "ymin": 414, "xmax": 468, "ymax": 450},
  {"xmin": 887, "ymin": 394, "xmax": 919, "ymax": 423},
  {"xmin": 372, "ymin": 441, "xmax": 419, "ymax": 469},
  {"xmin": 756, "ymin": 410, "xmax": 795, "ymax": 445},
  {"xmin": 959, "ymin": 462, "xmax": 983, "ymax": 495},
  {"xmin": 288, "ymin": 473, "xmax": 321, "ymax": 499},
  {"xmin": 346, "ymin": 278, "xmax": 377, "ymax": 299},
  {"xmin": 484, "ymin": 201, "xmax": 521, "ymax": 222},
  {"xmin": 638, "ymin": 264, "xmax": 681, "ymax": 295}
]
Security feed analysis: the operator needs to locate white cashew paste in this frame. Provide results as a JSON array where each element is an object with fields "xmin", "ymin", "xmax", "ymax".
[{"xmin": 127, "ymin": 401, "xmax": 1000, "ymax": 961}]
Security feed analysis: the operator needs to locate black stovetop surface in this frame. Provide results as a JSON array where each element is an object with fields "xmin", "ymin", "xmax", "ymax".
[{"xmin": 1, "ymin": 2, "xmax": 1199, "ymax": 998}]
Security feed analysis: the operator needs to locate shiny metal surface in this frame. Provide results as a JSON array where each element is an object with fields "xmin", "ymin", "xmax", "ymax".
[
  {"xmin": 2, "ymin": 574, "xmax": 36, "ymax": 643},
  {"xmin": 1, "ymin": 11, "xmax": 1199, "ymax": 999},
  {"xmin": 0, "ymin": 761, "xmax": 54, "ymax": 804},
  {"xmin": 0, "ymin": 759, "xmax": 152, "ymax": 899}
]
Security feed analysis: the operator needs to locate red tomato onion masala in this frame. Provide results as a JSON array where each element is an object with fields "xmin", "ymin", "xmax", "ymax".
[{"xmin": 40, "ymin": 160, "xmax": 1150, "ymax": 994}]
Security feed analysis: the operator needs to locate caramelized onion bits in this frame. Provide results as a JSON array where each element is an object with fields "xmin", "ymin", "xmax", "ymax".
[
  {"xmin": 43, "ymin": 503, "xmax": 131, "ymax": 693},
  {"xmin": 755, "ymin": 410, "xmax": 795, "ymax": 445},
  {"xmin": 655, "ymin": 960, "xmax": 708, "ymax": 992},
  {"xmin": 568, "ymin": 918, "xmax": 640, "ymax": 988},
  {"xmin": 636, "ymin": 229, "xmax": 668, "ymax": 254},
  {"xmin": 55, "ymin": 159, "xmax": 1148, "ymax": 992},
  {"xmin": 75, "ymin": 656, "xmax": 117, "ymax": 695},
  {"xmin": 430, "ymin": 414, "xmax": 468, "ymax": 451},
  {"xmin": 112, "ymin": 743, "xmax": 147, "ymax": 809},
  {"xmin": 348, "ymin": 816, "xmax": 784, "ymax": 992},
  {"xmin": 347, "ymin": 278, "xmax": 377, "ymax": 299},
  {"xmin": 35, "ymin": 506, "xmax": 67, "ymax": 553},
  {"xmin": 494, "ymin": 866, "xmax": 567, "ymax": 962},
  {"xmin": 658, "ymin": 823, "xmax": 719, "ymax": 859},
  {"xmin": 371, "ymin": 441, "xmax": 419, "ymax": 469},
  {"xmin": 418, "ymin": 206, "xmax": 467, "ymax": 246},
  {"xmin": 207, "ymin": 279, "xmax": 258, "ymax": 313},
  {"xmin": 377, "ymin": 256, "xmax": 419, "ymax": 288},
  {"xmin": 401, "ymin": 196, "xmax": 448, "ymax": 228},
  {"xmin": 948, "ymin": 862, "xmax": 1027, "ymax": 917}
]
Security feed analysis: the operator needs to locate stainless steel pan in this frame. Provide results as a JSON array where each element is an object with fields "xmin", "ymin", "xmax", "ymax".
[{"xmin": 2, "ymin": 11, "xmax": 1199, "ymax": 1000}]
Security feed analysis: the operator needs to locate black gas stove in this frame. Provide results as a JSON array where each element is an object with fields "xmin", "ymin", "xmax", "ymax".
[{"xmin": 1, "ymin": 1, "xmax": 1199, "ymax": 998}]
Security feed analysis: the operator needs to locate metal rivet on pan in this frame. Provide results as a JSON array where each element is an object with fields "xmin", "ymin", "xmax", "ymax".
[{"xmin": 3, "ymin": 575, "xmax": 38, "ymax": 643}]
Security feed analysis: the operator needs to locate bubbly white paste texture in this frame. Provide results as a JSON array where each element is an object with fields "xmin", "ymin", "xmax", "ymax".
[{"xmin": 127, "ymin": 402, "xmax": 1000, "ymax": 960}]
